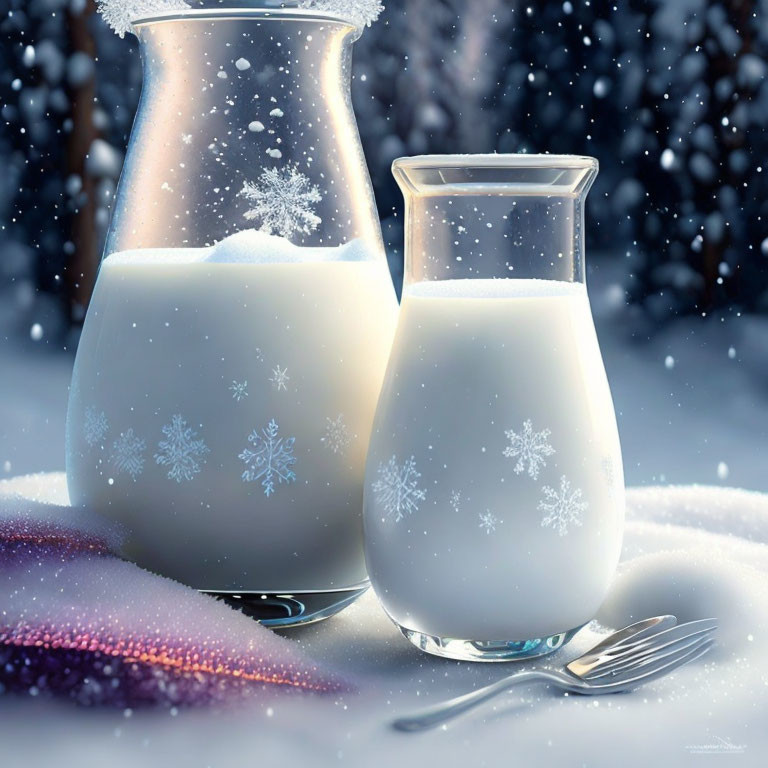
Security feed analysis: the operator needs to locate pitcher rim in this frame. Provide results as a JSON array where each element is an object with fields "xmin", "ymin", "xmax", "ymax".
[{"xmin": 132, "ymin": 7, "xmax": 357, "ymax": 33}]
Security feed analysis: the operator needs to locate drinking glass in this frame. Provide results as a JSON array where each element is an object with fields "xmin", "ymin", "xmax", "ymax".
[{"xmin": 363, "ymin": 154, "xmax": 625, "ymax": 660}]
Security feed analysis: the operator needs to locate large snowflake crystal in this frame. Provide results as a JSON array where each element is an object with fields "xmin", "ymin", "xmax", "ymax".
[
  {"xmin": 299, "ymin": 0, "xmax": 384, "ymax": 29},
  {"xmin": 321, "ymin": 414, "xmax": 351, "ymax": 455},
  {"xmin": 239, "ymin": 419, "xmax": 297, "ymax": 497},
  {"xmin": 372, "ymin": 455, "xmax": 426, "ymax": 522},
  {"xmin": 84, "ymin": 407, "xmax": 109, "ymax": 447},
  {"xmin": 111, "ymin": 429, "xmax": 146, "ymax": 480},
  {"xmin": 538, "ymin": 476, "xmax": 587, "ymax": 536},
  {"xmin": 97, "ymin": 1, "xmax": 190, "ymax": 39},
  {"xmin": 154, "ymin": 415, "xmax": 210, "ymax": 483},
  {"xmin": 239, "ymin": 166, "xmax": 323, "ymax": 239},
  {"xmin": 503, "ymin": 419, "xmax": 555, "ymax": 480}
]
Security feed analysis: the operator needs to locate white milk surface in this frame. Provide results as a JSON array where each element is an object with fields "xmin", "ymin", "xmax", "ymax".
[
  {"xmin": 364, "ymin": 278, "xmax": 625, "ymax": 640},
  {"xmin": 66, "ymin": 231, "xmax": 398, "ymax": 591}
]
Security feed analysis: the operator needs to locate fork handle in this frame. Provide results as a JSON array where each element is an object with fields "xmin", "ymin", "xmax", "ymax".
[{"xmin": 392, "ymin": 669, "xmax": 580, "ymax": 732}]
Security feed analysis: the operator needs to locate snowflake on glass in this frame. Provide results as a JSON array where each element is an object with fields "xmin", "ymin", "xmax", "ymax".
[
  {"xmin": 449, "ymin": 490, "xmax": 462, "ymax": 512},
  {"xmin": 538, "ymin": 476, "xmax": 587, "ymax": 536},
  {"xmin": 270, "ymin": 365, "xmax": 290, "ymax": 392},
  {"xmin": 229, "ymin": 380, "xmax": 249, "ymax": 402},
  {"xmin": 239, "ymin": 166, "xmax": 323, "ymax": 239},
  {"xmin": 299, "ymin": 0, "xmax": 384, "ymax": 29},
  {"xmin": 478, "ymin": 510, "xmax": 499, "ymax": 534},
  {"xmin": 97, "ymin": 0, "xmax": 190, "ymax": 39},
  {"xmin": 372, "ymin": 455, "xmax": 426, "ymax": 522},
  {"xmin": 321, "ymin": 414, "xmax": 351, "ymax": 455},
  {"xmin": 239, "ymin": 419, "xmax": 297, "ymax": 497},
  {"xmin": 110, "ymin": 428, "xmax": 146, "ymax": 480},
  {"xmin": 154, "ymin": 415, "xmax": 210, "ymax": 483},
  {"xmin": 84, "ymin": 407, "xmax": 109, "ymax": 447},
  {"xmin": 503, "ymin": 419, "xmax": 555, "ymax": 480}
]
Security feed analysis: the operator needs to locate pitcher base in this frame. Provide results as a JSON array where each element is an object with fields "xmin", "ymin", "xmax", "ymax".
[{"xmin": 202, "ymin": 583, "xmax": 369, "ymax": 628}]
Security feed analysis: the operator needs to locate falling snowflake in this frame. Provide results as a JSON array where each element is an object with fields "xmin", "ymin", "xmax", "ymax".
[
  {"xmin": 84, "ymin": 407, "xmax": 109, "ymax": 447},
  {"xmin": 97, "ymin": 0, "xmax": 190, "ymax": 39},
  {"xmin": 255, "ymin": 347, "xmax": 264, "ymax": 362},
  {"xmin": 229, "ymin": 380, "xmax": 249, "ymax": 401},
  {"xmin": 449, "ymin": 490, "xmax": 461, "ymax": 512},
  {"xmin": 503, "ymin": 419, "xmax": 555, "ymax": 480},
  {"xmin": 478, "ymin": 510, "xmax": 499, "ymax": 534},
  {"xmin": 299, "ymin": 0, "xmax": 384, "ymax": 28},
  {"xmin": 110, "ymin": 429, "xmax": 146, "ymax": 480},
  {"xmin": 239, "ymin": 166, "xmax": 323, "ymax": 239},
  {"xmin": 321, "ymin": 414, "xmax": 351, "ymax": 455},
  {"xmin": 154, "ymin": 415, "xmax": 210, "ymax": 483},
  {"xmin": 270, "ymin": 365, "xmax": 290, "ymax": 392},
  {"xmin": 372, "ymin": 455, "xmax": 426, "ymax": 522},
  {"xmin": 181, "ymin": 133, "xmax": 192, "ymax": 145},
  {"xmin": 239, "ymin": 419, "xmax": 297, "ymax": 497},
  {"xmin": 538, "ymin": 476, "xmax": 587, "ymax": 536}
]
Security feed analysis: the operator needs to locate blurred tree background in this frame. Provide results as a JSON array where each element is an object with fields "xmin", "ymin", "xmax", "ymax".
[{"xmin": 2, "ymin": 0, "xmax": 767, "ymax": 342}]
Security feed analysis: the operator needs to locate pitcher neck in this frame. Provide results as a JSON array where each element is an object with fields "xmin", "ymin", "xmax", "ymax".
[{"xmin": 393, "ymin": 154, "xmax": 598, "ymax": 287}]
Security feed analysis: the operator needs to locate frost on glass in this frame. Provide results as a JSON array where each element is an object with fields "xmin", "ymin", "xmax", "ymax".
[
  {"xmin": 154, "ymin": 415, "xmax": 210, "ymax": 483},
  {"xmin": 110, "ymin": 428, "xmax": 146, "ymax": 480},
  {"xmin": 371, "ymin": 455, "xmax": 426, "ymax": 522},
  {"xmin": 503, "ymin": 419, "xmax": 555, "ymax": 480},
  {"xmin": 97, "ymin": 0, "xmax": 190, "ymax": 39},
  {"xmin": 539, "ymin": 476, "xmax": 588, "ymax": 536},
  {"xmin": 239, "ymin": 420, "xmax": 297, "ymax": 497},
  {"xmin": 321, "ymin": 414, "xmax": 351, "ymax": 456}
]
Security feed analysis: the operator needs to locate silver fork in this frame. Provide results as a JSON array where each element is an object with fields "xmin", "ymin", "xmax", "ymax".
[{"xmin": 393, "ymin": 616, "xmax": 717, "ymax": 732}]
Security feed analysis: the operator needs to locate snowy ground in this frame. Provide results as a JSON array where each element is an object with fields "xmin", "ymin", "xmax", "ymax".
[{"xmin": 2, "ymin": 255, "xmax": 767, "ymax": 490}]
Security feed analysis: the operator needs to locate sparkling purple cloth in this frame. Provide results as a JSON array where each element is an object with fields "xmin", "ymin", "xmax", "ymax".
[{"xmin": 0, "ymin": 473, "xmax": 348, "ymax": 708}]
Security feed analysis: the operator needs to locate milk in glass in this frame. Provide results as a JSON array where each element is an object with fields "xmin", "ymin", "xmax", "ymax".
[
  {"xmin": 364, "ymin": 278, "xmax": 623, "ymax": 641},
  {"xmin": 363, "ymin": 154, "xmax": 625, "ymax": 660}
]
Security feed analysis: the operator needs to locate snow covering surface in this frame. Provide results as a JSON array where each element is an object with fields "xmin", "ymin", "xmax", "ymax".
[{"xmin": 0, "ymin": 473, "xmax": 766, "ymax": 765}]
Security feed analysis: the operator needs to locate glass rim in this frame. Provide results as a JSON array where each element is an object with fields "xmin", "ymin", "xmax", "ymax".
[
  {"xmin": 392, "ymin": 154, "xmax": 598, "ymax": 173},
  {"xmin": 392, "ymin": 154, "xmax": 599, "ymax": 198},
  {"xmin": 132, "ymin": 7, "xmax": 357, "ymax": 32}
]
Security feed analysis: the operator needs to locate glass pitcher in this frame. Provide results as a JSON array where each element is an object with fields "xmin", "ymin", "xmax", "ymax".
[
  {"xmin": 65, "ymin": 3, "xmax": 398, "ymax": 625},
  {"xmin": 363, "ymin": 155, "xmax": 624, "ymax": 661}
]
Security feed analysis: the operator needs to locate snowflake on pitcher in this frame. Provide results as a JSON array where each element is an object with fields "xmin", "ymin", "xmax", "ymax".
[
  {"xmin": 229, "ymin": 380, "xmax": 249, "ymax": 401},
  {"xmin": 84, "ymin": 407, "xmax": 109, "ymax": 447},
  {"xmin": 154, "ymin": 415, "xmax": 210, "ymax": 483},
  {"xmin": 538, "ymin": 476, "xmax": 587, "ymax": 536},
  {"xmin": 449, "ymin": 490, "xmax": 462, "ymax": 512},
  {"xmin": 321, "ymin": 414, "xmax": 351, "ymax": 455},
  {"xmin": 503, "ymin": 419, "xmax": 555, "ymax": 480},
  {"xmin": 239, "ymin": 166, "xmax": 323, "ymax": 239},
  {"xmin": 97, "ymin": 0, "xmax": 190, "ymax": 39},
  {"xmin": 110, "ymin": 428, "xmax": 146, "ymax": 480},
  {"xmin": 269, "ymin": 365, "xmax": 290, "ymax": 392},
  {"xmin": 372, "ymin": 455, "xmax": 426, "ymax": 522},
  {"xmin": 299, "ymin": 0, "xmax": 384, "ymax": 29},
  {"xmin": 478, "ymin": 510, "xmax": 499, "ymax": 534},
  {"xmin": 239, "ymin": 419, "xmax": 297, "ymax": 497}
]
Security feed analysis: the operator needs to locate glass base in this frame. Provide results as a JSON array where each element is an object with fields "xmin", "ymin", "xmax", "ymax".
[
  {"xmin": 201, "ymin": 582, "xmax": 369, "ymax": 628},
  {"xmin": 397, "ymin": 623, "xmax": 582, "ymax": 662}
]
